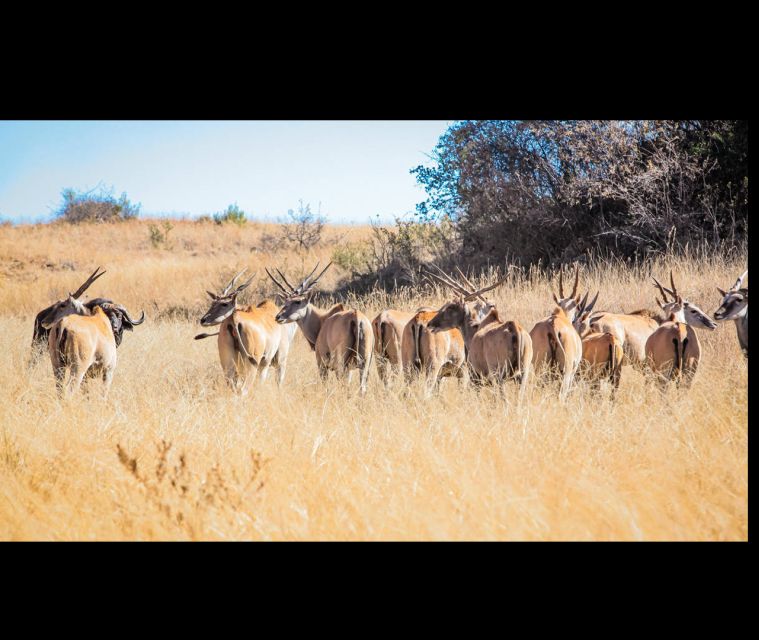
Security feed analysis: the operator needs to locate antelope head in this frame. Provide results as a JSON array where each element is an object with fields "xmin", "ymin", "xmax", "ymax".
[
  {"xmin": 551, "ymin": 264, "xmax": 582, "ymax": 321},
  {"xmin": 98, "ymin": 302, "xmax": 146, "ymax": 346},
  {"xmin": 714, "ymin": 270, "xmax": 748, "ymax": 321},
  {"xmin": 200, "ymin": 269, "xmax": 255, "ymax": 326},
  {"xmin": 652, "ymin": 271, "xmax": 717, "ymax": 330},
  {"xmin": 266, "ymin": 261, "xmax": 333, "ymax": 324},
  {"xmin": 572, "ymin": 290, "xmax": 600, "ymax": 338},
  {"xmin": 425, "ymin": 265, "xmax": 507, "ymax": 331},
  {"xmin": 38, "ymin": 266, "xmax": 107, "ymax": 330}
]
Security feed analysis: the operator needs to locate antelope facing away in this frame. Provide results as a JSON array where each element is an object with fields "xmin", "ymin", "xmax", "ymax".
[
  {"xmin": 589, "ymin": 271, "xmax": 716, "ymax": 369},
  {"xmin": 267, "ymin": 262, "xmax": 374, "ymax": 395},
  {"xmin": 41, "ymin": 295, "xmax": 145, "ymax": 395},
  {"xmin": 372, "ymin": 309, "xmax": 415, "ymax": 384},
  {"xmin": 195, "ymin": 269, "xmax": 297, "ymax": 391},
  {"xmin": 573, "ymin": 292, "xmax": 624, "ymax": 393},
  {"xmin": 714, "ymin": 270, "xmax": 747, "ymax": 358},
  {"xmin": 32, "ymin": 266, "xmax": 109, "ymax": 357},
  {"xmin": 644, "ymin": 272, "xmax": 716, "ymax": 389},
  {"xmin": 530, "ymin": 266, "xmax": 583, "ymax": 399},
  {"xmin": 426, "ymin": 266, "xmax": 532, "ymax": 399},
  {"xmin": 401, "ymin": 306, "xmax": 466, "ymax": 393}
]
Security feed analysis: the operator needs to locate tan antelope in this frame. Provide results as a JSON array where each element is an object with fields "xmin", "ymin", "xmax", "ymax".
[
  {"xmin": 644, "ymin": 272, "xmax": 716, "ymax": 389},
  {"xmin": 266, "ymin": 262, "xmax": 374, "ymax": 395},
  {"xmin": 589, "ymin": 271, "xmax": 716, "ymax": 368},
  {"xmin": 41, "ymin": 296, "xmax": 145, "ymax": 395},
  {"xmin": 372, "ymin": 309, "xmax": 415, "ymax": 384},
  {"xmin": 195, "ymin": 269, "xmax": 297, "ymax": 391},
  {"xmin": 714, "ymin": 270, "xmax": 748, "ymax": 358},
  {"xmin": 400, "ymin": 306, "xmax": 466, "ymax": 393},
  {"xmin": 32, "ymin": 266, "xmax": 109, "ymax": 356},
  {"xmin": 572, "ymin": 292, "xmax": 624, "ymax": 393},
  {"xmin": 425, "ymin": 266, "xmax": 532, "ymax": 399},
  {"xmin": 530, "ymin": 266, "xmax": 583, "ymax": 399}
]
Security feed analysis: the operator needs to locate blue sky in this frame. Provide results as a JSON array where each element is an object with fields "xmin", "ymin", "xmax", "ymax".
[{"xmin": 0, "ymin": 121, "xmax": 450, "ymax": 224}]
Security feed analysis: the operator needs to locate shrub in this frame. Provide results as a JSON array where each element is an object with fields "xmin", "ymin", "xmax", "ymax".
[
  {"xmin": 332, "ymin": 241, "xmax": 372, "ymax": 277},
  {"xmin": 279, "ymin": 200, "xmax": 325, "ymax": 252},
  {"xmin": 148, "ymin": 220, "xmax": 174, "ymax": 249},
  {"xmin": 56, "ymin": 185, "xmax": 140, "ymax": 223},
  {"xmin": 213, "ymin": 203, "xmax": 247, "ymax": 225}
]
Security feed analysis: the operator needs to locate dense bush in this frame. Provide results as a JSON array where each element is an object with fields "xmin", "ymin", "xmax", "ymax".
[
  {"xmin": 411, "ymin": 120, "xmax": 748, "ymax": 268},
  {"xmin": 56, "ymin": 186, "xmax": 140, "ymax": 223}
]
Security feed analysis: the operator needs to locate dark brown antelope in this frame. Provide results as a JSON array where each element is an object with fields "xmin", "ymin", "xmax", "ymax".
[
  {"xmin": 400, "ymin": 306, "xmax": 466, "ymax": 393},
  {"xmin": 425, "ymin": 266, "xmax": 531, "ymax": 400},
  {"xmin": 32, "ymin": 266, "xmax": 108, "ymax": 356},
  {"xmin": 644, "ymin": 272, "xmax": 715, "ymax": 389},
  {"xmin": 267, "ymin": 262, "xmax": 374, "ymax": 395},
  {"xmin": 41, "ymin": 296, "xmax": 145, "ymax": 395},
  {"xmin": 195, "ymin": 269, "xmax": 297, "ymax": 391},
  {"xmin": 372, "ymin": 309, "xmax": 415, "ymax": 384},
  {"xmin": 714, "ymin": 270, "xmax": 747, "ymax": 358}
]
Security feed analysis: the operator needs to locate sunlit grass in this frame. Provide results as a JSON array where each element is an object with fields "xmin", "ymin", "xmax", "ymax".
[{"xmin": 0, "ymin": 221, "xmax": 747, "ymax": 540}]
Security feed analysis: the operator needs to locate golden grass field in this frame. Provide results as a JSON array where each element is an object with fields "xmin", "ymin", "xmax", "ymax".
[{"xmin": 0, "ymin": 220, "xmax": 748, "ymax": 540}]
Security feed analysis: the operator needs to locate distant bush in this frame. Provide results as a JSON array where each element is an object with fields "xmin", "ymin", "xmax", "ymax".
[
  {"xmin": 56, "ymin": 185, "xmax": 140, "ymax": 223},
  {"xmin": 332, "ymin": 241, "xmax": 372, "ymax": 277},
  {"xmin": 213, "ymin": 203, "xmax": 247, "ymax": 225},
  {"xmin": 280, "ymin": 200, "xmax": 326, "ymax": 252},
  {"xmin": 332, "ymin": 217, "xmax": 457, "ymax": 294},
  {"xmin": 148, "ymin": 220, "xmax": 174, "ymax": 249}
]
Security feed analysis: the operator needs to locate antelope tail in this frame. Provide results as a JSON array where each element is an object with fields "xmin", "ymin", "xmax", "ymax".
[
  {"xmin": 57, "ymin": 327, "xmax": 70, "ymax": 366},
  {"xmin": 413, "ymin": 323, "xmax": 423, "ymax": 369},
  {"xmin": 357, "ymin": 315, "xmax": 366, "ymax": 368},
  {"xmin": 194, "ymin": 332, "xmax": 220, "ymax": 340},
  {"xmin": 671, "ymin": 331, "xmax": 688, "ymax": 381},
  {"xmin": 228, "ymin": 318, "xmax": 255, "ymax": 363},
  {"xmin": 547, "ymin": 319, "xmax": 567, "ymax": 372},
  {"xmin": 379, "ymin": 320, "xmax": 388, "ymax": 357},
  {"xmin": 507, "ymin": 321, "xmax": 521, "ymax": 381},
  {"xmin": 348, "ymin": 313, "xmax": 364, "ymax": 368}
]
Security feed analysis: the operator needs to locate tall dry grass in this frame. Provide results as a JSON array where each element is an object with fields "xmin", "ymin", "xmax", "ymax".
[{"xmin": 0, "ymin": 220, "xmax": 747, "ymax": 540}]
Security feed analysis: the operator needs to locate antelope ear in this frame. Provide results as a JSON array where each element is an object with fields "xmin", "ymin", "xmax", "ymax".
[
  {"xmin": 656, "ymin": 297, "xmax": 665, "ymax": 309},
  {"xmin": 207, "ymin": 291, "xmax": 217, "ymax": 300},
  {"xmin": 716, "ymin": 287, "xmax": 727, "ymax": 297},
  {"xmin": 552, "ymin": 293, "xmax": 560, "ymax": 305}
]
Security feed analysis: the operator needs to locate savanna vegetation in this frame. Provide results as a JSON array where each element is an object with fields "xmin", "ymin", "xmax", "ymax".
[{"xmin": 0, "ymin": 220, "xmax": 747, "ymax": 540}]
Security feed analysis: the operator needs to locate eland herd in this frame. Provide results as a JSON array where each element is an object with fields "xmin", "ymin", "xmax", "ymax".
[{"xmin": 32, "ymin": 263, "xmax": 747, "ymax": 398}]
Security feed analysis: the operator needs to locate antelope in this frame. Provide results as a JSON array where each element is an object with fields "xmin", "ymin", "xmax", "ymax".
[
  {"xmin": 425, "ymin": 266, "xmax": 532, "ymax": 399},
  {"xmin": 194, "ymin": 269, "xmax": 297, "ymax": 391},
  {"xmin": 401, "ymin": 306, "xmax": 466, "ymax": 393},
  {"xmin": 572, "ymin": 292, "xmax": 624, "ymax": 393},
  {"xmin": 266, "ymin": 262, "xmax": 374, "ymax": 395},
  {"xmin": 530, "ymin": 266, "xmax": 583, "ymax": 399},
  {"xmin": 32, "ymin": 266, "xmax": 109, "ymax": 356},
  {"xmin": 644, "ymin": 272, "xmax": 716, "ymax": 388},
  {"xmin": 589, "ymin": 271, "xmax": 716, "ymax": 368},
  {"xmin": 41, "ymin": 296, "xmax": 145, "ymax": 395},
  {"xmin": 372, "ymin": 309, "xmax": 415, "ymax": 384},
  {"xmin": 714, "ymin": 270, "xmax": 748, "ymax": 358}
]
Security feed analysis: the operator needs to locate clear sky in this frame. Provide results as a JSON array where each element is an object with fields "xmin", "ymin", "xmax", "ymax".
[{"xmin": 0, "ymin": 120, "xmax": 450, "ymax": 224}]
